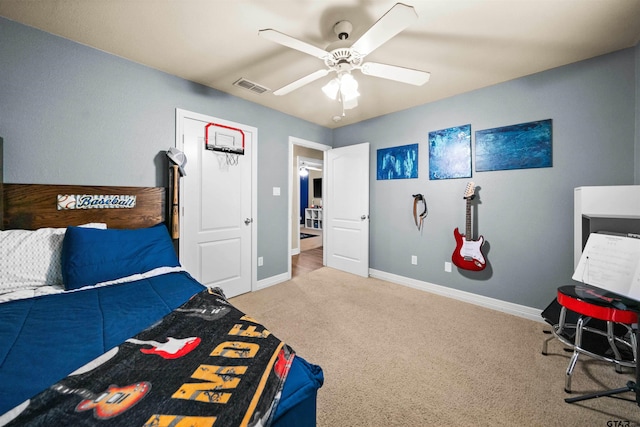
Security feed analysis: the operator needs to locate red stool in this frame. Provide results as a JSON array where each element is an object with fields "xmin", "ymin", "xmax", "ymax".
[{"xmin": 543, "ymin": 285, "xmax": 637, "ymax": 393}]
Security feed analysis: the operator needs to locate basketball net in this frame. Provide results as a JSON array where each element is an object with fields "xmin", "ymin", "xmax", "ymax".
[
  {"xmin": 200, "ymin": 137, "xmax": 242, "ymax": 171},
  {"xmin": 216, "ymin": 150, "xmax": 239, "ymax": 169}
]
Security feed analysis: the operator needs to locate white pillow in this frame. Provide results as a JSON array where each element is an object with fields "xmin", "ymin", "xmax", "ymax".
[{"xmin": 0, "ymin": 223, "xmax": 107, "ymax": 295}]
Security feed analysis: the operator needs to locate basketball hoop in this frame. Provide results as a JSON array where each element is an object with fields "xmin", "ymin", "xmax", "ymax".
[{"xmin": 205, "ymin": 123, "xmax": 245, "ymax": 168}]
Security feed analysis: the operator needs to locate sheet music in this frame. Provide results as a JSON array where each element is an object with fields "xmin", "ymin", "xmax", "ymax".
[{"xmin": 572, "ymin": 233, "xmax": 640, "ymax": 301}]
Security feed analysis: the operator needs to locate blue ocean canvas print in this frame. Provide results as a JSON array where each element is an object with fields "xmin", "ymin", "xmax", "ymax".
[
  {"xmin": 376, "ymin": 143, "xmax": 419, "ymax": 180},
  {"xmin": 428, "ymin": 124, "xmax": 471, "ymax": 180},
  {"xmin": 475, "ymin": 119, "xmax": 552, "ymax": 172}
]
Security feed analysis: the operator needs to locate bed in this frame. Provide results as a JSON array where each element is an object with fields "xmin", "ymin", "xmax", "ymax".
[{"xmin": 0, "ymin": 181, "xmax": 323, "ymax": 426}]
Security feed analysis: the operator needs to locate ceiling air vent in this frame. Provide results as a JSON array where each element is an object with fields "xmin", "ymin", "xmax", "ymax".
[{"xmin": 233, "ymin": 78, "xmax": 270, "ymax": 95}]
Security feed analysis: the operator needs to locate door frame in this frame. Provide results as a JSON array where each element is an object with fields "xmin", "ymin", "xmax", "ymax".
[
  {"xmin": 288, "ymin": 136, "xmax": 331, "ymax": 279},
  {"xmin": 175, "ymin": 108, "xmax": 258, "ymax": 292}
]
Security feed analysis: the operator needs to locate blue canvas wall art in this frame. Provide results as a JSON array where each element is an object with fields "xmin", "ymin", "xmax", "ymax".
[
  {"xmin": 428, "ymin": 124, "xmax": 471, "ymax": 180},
  {"xmin": 475, "ymin": 119, "xmax": 552, "ymax": 172},
  {"xmin": 376, "ymin": 143, "xmax": 419, "ymax": 180}
]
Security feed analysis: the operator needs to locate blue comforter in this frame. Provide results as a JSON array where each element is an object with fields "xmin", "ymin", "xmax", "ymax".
[{"xmin": 0, "ymin": 272, "xmax": 322, "ymax": 425}]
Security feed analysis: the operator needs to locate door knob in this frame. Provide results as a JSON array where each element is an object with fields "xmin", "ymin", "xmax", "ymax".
[
  {"xmin": 244, "ymin": 218, "xmax": 253, "ymax": 225},
  {"xmin": 361, "ymin": 215, "xmax": 368, "ymax": 220}
]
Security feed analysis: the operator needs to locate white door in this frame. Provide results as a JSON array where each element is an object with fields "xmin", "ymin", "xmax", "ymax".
[
  {"xmin": 176, "ymin": 109, "xmax": 256, "ymax": 298},
  {"xmin": 326, "ymin": 143, "xmax": 370, "ymax": 277}
]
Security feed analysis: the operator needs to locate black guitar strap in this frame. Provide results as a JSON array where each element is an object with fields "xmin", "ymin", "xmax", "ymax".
[{"xmin": 412, "ymin": 193, "xmax": 428, "ymax": 231}]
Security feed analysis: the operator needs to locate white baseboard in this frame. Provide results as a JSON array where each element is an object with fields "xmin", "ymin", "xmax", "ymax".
[
  {"xmin": 369, "ymin": 268, "xmax": 544, "ymax": 323},
  {"xmin": 256, "ymin": 272, "xmax": 289, "ymax": 291}
]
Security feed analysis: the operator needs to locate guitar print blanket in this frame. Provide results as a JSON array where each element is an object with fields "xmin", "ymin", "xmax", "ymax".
[{"xmin": 2, "ymin": 288, "xmax": 295, "ymax": 427}]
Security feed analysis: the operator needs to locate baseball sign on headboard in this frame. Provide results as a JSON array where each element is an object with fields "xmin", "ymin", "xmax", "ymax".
[
  {"xmin": 57, "ymin": 194, "xmax": 137, "ymax": 210},
  {"xmin": 3, "ymin": 184, "xmax": 165, "ymax": 230}
]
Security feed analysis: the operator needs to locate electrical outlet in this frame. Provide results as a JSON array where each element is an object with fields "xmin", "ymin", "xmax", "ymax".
[
  {"xmin": 258, "ymin": 257, "xmax": 264, "ymax": 266},
  {"xmin": 445, "ymin": 261, "xmax": 452, "ymax": 272},
  {"xmin": 411, "ymin": 255, "xmax": 417, "ymax": 265}
]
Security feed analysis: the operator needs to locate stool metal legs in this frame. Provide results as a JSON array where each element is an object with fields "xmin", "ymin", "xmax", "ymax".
[
  {"xmin": 543, "ymin": 306, "xmax": 637, "ymax": 393},
  {"xmin": 542, "ymin": 306, "xmax": 568, "ymax": 356},
  {"xmin": 565, "ymin": 317, "xmax": 584, "ymax": 393},
  {"xmin": 607, "ymin": 321, "xmax": 624, "ymax": 374}
]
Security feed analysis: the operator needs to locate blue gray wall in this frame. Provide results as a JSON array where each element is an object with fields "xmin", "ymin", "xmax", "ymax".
[
  {"xmin": 334, "ymin": 47, "xmax": 638, "ymax": 309},
  {"xmin": 1, "ymin": 17, "xmax": 639, "ymax": 308},
  {"xmin": 0, "ymin": 17, "xmax": 332, "ymax": 280}
]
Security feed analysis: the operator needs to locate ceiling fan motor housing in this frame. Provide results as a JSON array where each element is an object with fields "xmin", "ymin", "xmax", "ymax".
[
  {"xmin": 325, "ymin": 48, "xmax": 362, "ymax": 70},
  {"xmin": 333, "ymin": 21, "xmax": 352, "ymax": 40}
]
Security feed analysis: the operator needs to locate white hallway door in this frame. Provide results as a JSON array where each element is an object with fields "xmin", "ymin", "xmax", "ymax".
[
  {"xmin": 326, "ymin": 143, "xmax": 370, "ymax": 277},
  {"xmin": 176, "ymin": 109, "xmax": 255, "ymax": 298}
]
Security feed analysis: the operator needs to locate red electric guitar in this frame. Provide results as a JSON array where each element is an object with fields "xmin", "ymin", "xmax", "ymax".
[{"xmin": 452, "ymin": 182, "xmax": 486, "ymax": 271}]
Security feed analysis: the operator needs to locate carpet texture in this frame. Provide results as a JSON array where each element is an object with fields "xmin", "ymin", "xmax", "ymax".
[{"xmin": 231, "ymin": 267, "xmax": 639, "ymax": 426}]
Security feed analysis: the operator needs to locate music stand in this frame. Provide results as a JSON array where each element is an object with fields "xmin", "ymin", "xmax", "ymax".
[{"xmin": 564, "ymin": 233, "xmax": 640, "ymax": 405}]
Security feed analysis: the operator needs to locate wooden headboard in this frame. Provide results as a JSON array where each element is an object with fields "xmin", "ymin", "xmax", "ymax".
[{"xmin": 2, "ymin": 184, "xmax": 166, "ymax": 230}]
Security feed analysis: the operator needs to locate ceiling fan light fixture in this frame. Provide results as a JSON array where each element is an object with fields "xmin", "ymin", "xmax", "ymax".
[
  {"xmin": 322, "ymin": 72, "xmax": 360, "ymax": 103},
  {"xmin": 321, "ymin": 78, "xmax": 340, "ymax": 100},
  {"xmin": 343, "ymin": 97, "xmax": 358, "ymax": 110},
  {"xmin": 339, "ymin": 72, "xmax": 359, "ymax": 102}
]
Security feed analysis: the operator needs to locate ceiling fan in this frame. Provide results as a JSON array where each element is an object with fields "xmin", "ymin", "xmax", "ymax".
[{"xmin": 258, "ymin": 2, "xmax": 430, "ymax": 111}]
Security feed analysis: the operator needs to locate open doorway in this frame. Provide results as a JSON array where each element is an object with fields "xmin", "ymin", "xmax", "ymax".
[
  {"xmin": 295, "ymin": 156, "xmax": 323, "ymax": 277},
  {"xmin": 298, "ymin": 156, "xmax": 323, "ymax": 242},
  {"xmin": 288, "ymin": 137, "xmax": 331, "ymax": 279}
]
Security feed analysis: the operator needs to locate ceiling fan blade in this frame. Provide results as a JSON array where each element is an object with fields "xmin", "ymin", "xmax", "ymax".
[
  {"xmin": 273, "ymin": 69, "xmax": 330, "ymax": 96},
  {"xmin": 258, "ymin": 29, "xmax": 330, "ymax": 60},
  {"xmin": 361, "ymin": 62, "xmax": 430, "ymax": 86},
  {"xmin": 351, "ymin": 3, "xmax": 418, "ymax": 57}
]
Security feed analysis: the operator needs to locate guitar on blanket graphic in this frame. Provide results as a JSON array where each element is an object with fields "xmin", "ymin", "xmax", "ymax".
[
  {"xmin": 51, "ymin": 381, "xmax": 150, "ymax": 419},
  {"xmin": 67, "ymin": 336, "xmax": 200, "ymax": 378},
  {"xmin": 126, "ymin": 336, "xmax": 201, "ymax": 359},
  {"xmin": 452, "ymin": 182, "xmax": 486, "ymax": 271}
]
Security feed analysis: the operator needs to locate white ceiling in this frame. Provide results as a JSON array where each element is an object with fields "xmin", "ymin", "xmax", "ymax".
[{"xmin": 2, "ymin": 0, "xmax": 639, "ymax": 129}]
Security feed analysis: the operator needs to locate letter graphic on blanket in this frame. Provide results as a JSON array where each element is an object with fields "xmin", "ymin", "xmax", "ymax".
[
  {"xmin": 143, "ymin": 414, "xmax": 216, "ymax": 427},
  {"xmin": 172, "ymin": 365, "xmax": 248, "ymax": 403},
  {"xmin": 211, "ymin": 341, "xmax": 260, "ymax": 358},
  {"xmin": 228, "ymin": 324, "xmax": 271, "ymax": 338}
]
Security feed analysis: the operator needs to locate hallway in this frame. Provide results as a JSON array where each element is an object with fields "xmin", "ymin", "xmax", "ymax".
[
  {"xmin": 293, "ymin": 227, "xmax": 323, "ymax": 278},
  {"xmin": 292, "ymin": 246, "xmax": 323, "ymax": 278}
]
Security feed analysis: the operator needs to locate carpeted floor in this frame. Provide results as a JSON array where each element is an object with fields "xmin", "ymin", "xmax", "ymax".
[{"xmin": 231, "ymin": 267, "xmax": 640, "ymax": 427}]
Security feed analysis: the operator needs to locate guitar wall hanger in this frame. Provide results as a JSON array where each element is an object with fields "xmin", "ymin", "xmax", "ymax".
[{"xmin": 412, "ymin": 193, "xmax": 428, "ymax": 231}]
